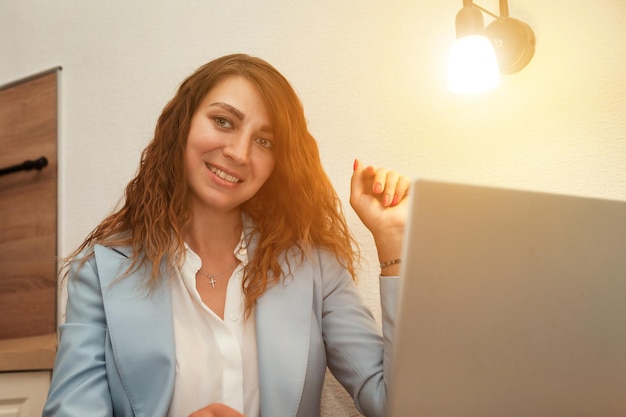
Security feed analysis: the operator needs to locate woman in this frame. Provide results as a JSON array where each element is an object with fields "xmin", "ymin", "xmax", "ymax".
[{"xmin": 43, "ymin": 54, "xmax": 409, "ymax": 417}]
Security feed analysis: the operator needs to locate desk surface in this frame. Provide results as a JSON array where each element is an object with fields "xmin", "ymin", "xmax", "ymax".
[{"xmin": 0, "ymin": 333, "xmax": 56, "ymax": 372}]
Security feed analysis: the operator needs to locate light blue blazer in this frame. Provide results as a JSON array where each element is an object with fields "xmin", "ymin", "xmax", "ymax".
[{"xmin": 43, "ymin": 239, "xmax": 399, "ymax": 417}]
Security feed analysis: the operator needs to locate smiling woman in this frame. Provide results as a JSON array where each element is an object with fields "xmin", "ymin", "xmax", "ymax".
[{"xmin": 42, "ymin": 54, "xmax": 410, "ymax": 417}]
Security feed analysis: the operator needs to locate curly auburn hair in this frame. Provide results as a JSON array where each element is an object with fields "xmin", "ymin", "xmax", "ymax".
[{"xmin": 66, "ymin": 54, "xmax": 359, "ymax": 315}]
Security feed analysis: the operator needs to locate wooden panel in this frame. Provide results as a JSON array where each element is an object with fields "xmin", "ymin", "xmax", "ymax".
[{"xmin": 0, "ymin": 70, "xmax": 58, "ymax": 339}]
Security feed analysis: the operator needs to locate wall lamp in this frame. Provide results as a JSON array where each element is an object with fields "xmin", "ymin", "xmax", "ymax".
[{"xmin": 447, "ymin": 0, "xmax": 536, "ymax": 94}]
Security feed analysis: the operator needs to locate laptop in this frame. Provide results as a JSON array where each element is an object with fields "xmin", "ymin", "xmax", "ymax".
[{"xmin": 387, "ymin": 179, "xmax": 626, "ymax": 417}]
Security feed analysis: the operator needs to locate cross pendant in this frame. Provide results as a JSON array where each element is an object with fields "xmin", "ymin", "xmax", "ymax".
[{"xmin": 209, "ymin": 277, "xmax": 216, "ymax": 288}]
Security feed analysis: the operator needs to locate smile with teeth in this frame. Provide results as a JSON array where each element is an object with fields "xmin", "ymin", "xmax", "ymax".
[{"xmin": 207, "ymin": 164, "xmax": 241, "ymax": 184}]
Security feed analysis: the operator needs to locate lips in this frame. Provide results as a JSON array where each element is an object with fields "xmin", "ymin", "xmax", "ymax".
[{"xmin": 206, "ymin": 163, "xmax": 241, "ymax": 184}]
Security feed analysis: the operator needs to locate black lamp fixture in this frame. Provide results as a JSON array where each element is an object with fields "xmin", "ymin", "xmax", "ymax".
[{"xmin": 447, "ymin": 0, "xmax": 536, "ymax": 94}]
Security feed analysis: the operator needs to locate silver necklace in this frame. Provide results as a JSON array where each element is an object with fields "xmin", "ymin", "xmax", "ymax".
[{"xmin": 196, "ymin": 263, "xmax": 237, "ymax": 288}]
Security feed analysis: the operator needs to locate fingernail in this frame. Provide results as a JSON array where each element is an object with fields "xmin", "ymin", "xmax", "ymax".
[
  {"xmin": 374, "ymin": 182, "xmax": 382, "ymax": 193},
  {"xmin": 383, "ymin": 194, "xmax": 391, "ymax": 206},
  {"xmin": 392, "ymin": 194, "xmax": 399, "ymax": 205},
  {"xmin": 353, "ymin": 159, "xmax": 358, "ymax": 171}
]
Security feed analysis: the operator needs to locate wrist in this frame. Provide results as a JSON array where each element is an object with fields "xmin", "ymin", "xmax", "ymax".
[
  {"xmin": 374, "ymin": 236, "xmax": 403, "ymax": 266},
  {"xmin": 379, "ymin": 258, "xmax": 401, "ymax": 269},
  {"xmin": 379, "ymin": 258, "xmax": 401, "ymax": 277},
  {"xmin": 372, "ymin": 225, "xmax": 404, "ymax": 276}
]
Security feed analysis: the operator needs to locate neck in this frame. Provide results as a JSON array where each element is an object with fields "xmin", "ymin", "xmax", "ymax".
[{"xmin": 184, "ymin": 208, "xmax": 243, "ymax": 260}]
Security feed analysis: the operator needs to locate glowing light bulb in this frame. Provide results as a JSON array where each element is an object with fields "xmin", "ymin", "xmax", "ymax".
[{"xmin": 447, "ymin": 35, "xmax": 501, "ymax": 94}]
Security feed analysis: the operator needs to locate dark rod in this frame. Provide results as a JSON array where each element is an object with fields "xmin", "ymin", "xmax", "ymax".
[
  {"xmin": 499, "ymin": 0, "xmax": 509, "ymax": 17},
  {"xmin": 474, "ymin": 4, "xmax": 499, "ymax": 19},
  {"xmin": 0, "ymin": 157, "xmax": 49, "ymax": 177}
]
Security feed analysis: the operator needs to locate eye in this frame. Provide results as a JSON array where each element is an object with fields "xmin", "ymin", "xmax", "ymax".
[
  {"xmin": 213, "ymin": 116, "xmax": 233, "ymax": 129},
  {"xmin": 255, "ymin": 137, "xmax": 273, "ymax": 149}
]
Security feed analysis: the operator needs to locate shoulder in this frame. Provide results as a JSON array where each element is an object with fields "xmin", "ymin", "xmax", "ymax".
[
  {"xmin": 284, "ymin": 246, "xmax": 346, "ymax": 275},
  {"xmin": 93, "ymin": 244, "xmax": 132, "ymax": 260},
  {"xmin": 302, "ymin": 247, "xmax": 355, "ymax": 295},
  {"xmin": 64, "ymin": 245, "xmax": 133, "ymax": 291},
  {"xmin": 275, "ymin": 246, "xmax": 350, "ymax": 287},
  {"xmin": 68, "ymin": 244, "xmax": 131, "ymax": 266},
  {"xmin": 69, "ymin": 244, "xmax": 145, "ymax": 290},
  {"xmin": 314, "ymin": 246, "xmax": 350, "ymax": 275},
  {"xmin": 92, "ymin": 245, "xmax": 133, "ymax": 280}
]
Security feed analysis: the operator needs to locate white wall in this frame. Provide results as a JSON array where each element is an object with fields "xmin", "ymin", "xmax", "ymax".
[{"xmin": 2, "ymin": 1, "xmax": 625, "ymax": 415}]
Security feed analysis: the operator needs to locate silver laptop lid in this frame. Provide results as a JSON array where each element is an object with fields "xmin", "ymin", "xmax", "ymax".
[{"xmin": 387, "ymin": 179, "xmax": 626, "ymax": 417}]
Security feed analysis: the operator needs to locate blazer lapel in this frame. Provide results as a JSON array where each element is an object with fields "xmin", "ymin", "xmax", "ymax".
[
  {"xmin": 94, "ymin": 244, "xmax": 176, "ymax": 417},
  {"xmin": 255, "ymin": 249, "xmax": 314, "ymax": 417}
]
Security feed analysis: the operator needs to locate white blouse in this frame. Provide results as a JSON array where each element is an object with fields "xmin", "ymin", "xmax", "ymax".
[{"xmin": 166, "ymin": 237, "xmax": 260, "ymax": 417}]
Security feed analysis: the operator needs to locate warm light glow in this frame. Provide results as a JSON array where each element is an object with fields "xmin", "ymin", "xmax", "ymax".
[{"xmin": 447, "ymin": 35, "xmax": 501, "ymax": 94}]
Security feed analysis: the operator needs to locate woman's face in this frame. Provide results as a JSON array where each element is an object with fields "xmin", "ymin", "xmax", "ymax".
[{"xmin": 184, "ymin": 75, "xmax": 275, "ymax": 214}]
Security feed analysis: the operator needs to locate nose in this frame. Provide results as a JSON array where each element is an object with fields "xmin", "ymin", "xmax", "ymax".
[{"xmin": 223, "ymin": 132, "xmax": 251, "ymax": 164}]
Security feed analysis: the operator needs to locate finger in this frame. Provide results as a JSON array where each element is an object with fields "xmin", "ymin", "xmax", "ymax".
[
  {"xmin": 350, "ymin": 158, "xmax": 365, "ymax": 199},
  {"xmin": 350, "ymin": 159, "xmax": 378, "ymax": 195},
  {"xmin": 350, "ymin": 159, "xmax": 374, "ymax": 209},
  {"xmin": 391, "ymin": 175, "xmax": 411, "ymax": 206},
  {"xmin": 372, "ymin": 167, "xmax": 389, "ymax": 195},
  {"xmin": 381, "ymin": 170, "xmax": 399, "ymax": 207}
]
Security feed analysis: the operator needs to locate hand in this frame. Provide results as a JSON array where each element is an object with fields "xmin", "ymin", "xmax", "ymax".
[
  {"xmin": 350, "ymin": 159, "xmax": 410, "ymax": 272},
  {"xmin": 189, "ymin": 403, "xmax": 246, "ymax": 417}
]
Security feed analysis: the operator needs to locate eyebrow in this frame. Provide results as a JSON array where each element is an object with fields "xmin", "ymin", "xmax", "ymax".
[{"xmin": 210, "ymin": 102, "xmax": 245, "ymax": 120}]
